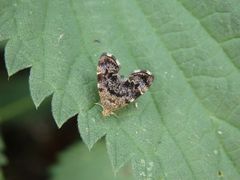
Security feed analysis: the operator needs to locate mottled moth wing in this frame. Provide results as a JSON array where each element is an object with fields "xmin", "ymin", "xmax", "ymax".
[
  {"xmin": 126, "ymin": 70, "xmax": 154, "ymax": 100},
  {"xmin": 97, "ymin": 53, "xmax": 154, "ymax": 116},
  {"xmin": 97, "ymin": 53, "xmax": 119, "ymax": 76},
  {"xmin": 97, "ymin": 53, "xmax": 124, "ymax": 116}
]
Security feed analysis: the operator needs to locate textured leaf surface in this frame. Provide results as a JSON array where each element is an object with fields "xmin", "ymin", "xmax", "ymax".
[
  {"xmin": 50, "ymin": 142, "xmax": 134, "ymax": 180},
  {"xmin": 1, "ymin": 0, "xmax": 240, "ymax": 179}
]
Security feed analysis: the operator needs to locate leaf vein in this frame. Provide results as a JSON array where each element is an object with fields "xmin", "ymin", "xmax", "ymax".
[{"xmin": 177, "ymin": 0, "xmax": 240, "ymax": 72}]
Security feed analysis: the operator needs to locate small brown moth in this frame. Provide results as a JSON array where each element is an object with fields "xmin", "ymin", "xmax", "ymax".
[{"xmin": 97, "ymin": 52, "xmax": 154, "ymax": 116}]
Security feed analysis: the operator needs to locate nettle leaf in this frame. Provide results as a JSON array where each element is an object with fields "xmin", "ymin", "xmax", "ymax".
[
  {"xmin": 50, "ymin": 142, "xmax": 134, "ymax": 180},
  {"xmin": 1, "ymin": 0, "xmax": 240, "ymax": 179}
]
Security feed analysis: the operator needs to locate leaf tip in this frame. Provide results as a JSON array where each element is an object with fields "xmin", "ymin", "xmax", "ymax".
[
  {"xmin": 55, "ymin": 120, "xmax": 64, "ymax": 128},
  {"xmin": 32, "ymin": 100, "xmax": 41, "ymax": 109},
  {"xmin": 85, "ymin": 142, "xmax": 95, "ymax": 151}
]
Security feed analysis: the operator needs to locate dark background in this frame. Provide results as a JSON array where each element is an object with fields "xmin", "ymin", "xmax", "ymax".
[{"xmin": 0, "ymin": 48, "xmax": 80, "ymax": 180}]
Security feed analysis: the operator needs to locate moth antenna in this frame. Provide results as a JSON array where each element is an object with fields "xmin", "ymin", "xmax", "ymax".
[
  {"xmin": 110, "ymin": 112, "xmax": 119, "ymax": 119},
  {"xmin": 95, "ymin": 102, "xmax": 104, "ymax": 110}
]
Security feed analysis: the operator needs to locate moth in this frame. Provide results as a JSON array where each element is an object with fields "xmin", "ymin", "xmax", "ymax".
[{"xmin": 97, "ymin": 52, "xmax": 154, "ymax": 116}]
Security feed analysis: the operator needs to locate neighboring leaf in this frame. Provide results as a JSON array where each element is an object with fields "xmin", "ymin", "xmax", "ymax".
[
  {"xmin": 0, "ymin": 136, "xmax": 7, "ymax": 180},
  {"xmin": 1, "ymin": 0, "xmax": 240, "ymax": 179},
  {"xmin": 50, "ymin": 142, "xmax": 134, "ymax": 180},
  {"xmin": 0, "ymin": 72, "xmax": 35, "ymax": 122}
]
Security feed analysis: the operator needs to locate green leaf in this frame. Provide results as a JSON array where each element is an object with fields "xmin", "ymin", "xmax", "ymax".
[
  {"xmin": 50, "ymin": 142, "xmax": 134, "ymax": 180},
  {"xmin": 0, "ymin": 136, "xmax": 7, "ymax": 180},
  {"xmin": 1, "ymin": 0, "xmax": 240, "ymax": 179},
  {"xmin": 0, "ymin": 72, "xmax": 35, "ymax": 122}
]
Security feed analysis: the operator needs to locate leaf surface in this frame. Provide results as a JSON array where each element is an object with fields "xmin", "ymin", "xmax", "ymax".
[{"xmin": 1, "ymin": 0, "xmax": 240, "ymax": 179}]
